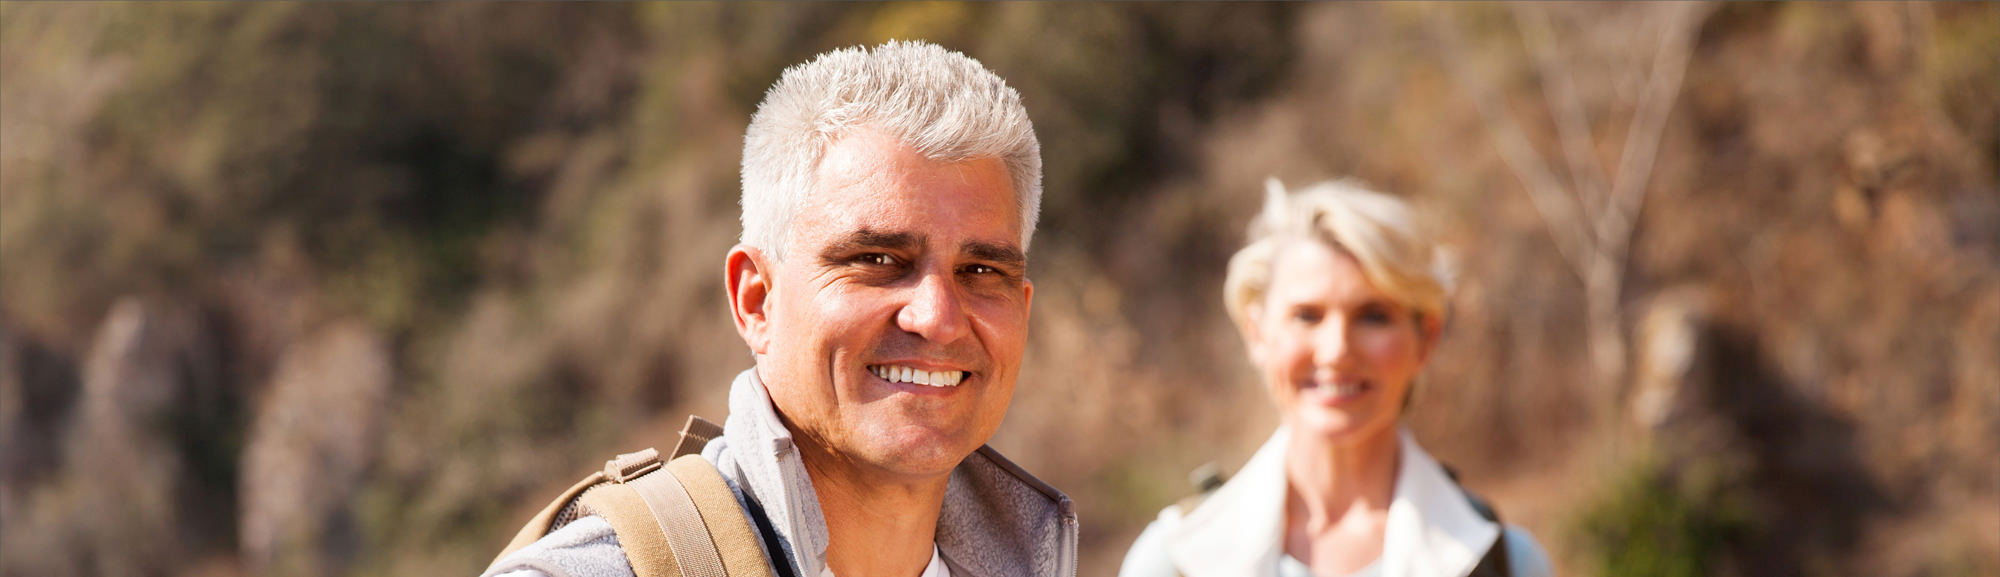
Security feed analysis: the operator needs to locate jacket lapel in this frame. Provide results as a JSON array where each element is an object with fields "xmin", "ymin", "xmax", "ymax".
[
  {"xmin": 1169, "ymin": 427, "xmax": 1291, "ymax": 577},
  {"xmin": 713, "ymin": 369, "xmax": 832, "ymax": 577},
  {"xmin": 1166, "ymin": 427, "xmax": 1502, "ymax": 577},
  {"xmin": 935, "ymin": 446, "xmax": 1077, "ymax": 577},
  {"xmin": 1381, "ymin": 429, "xmax": 1500, "ymax": 577}
]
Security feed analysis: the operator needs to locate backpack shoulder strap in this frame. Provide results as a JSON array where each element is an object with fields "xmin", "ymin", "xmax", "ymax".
[
  {"xmin": 1438, "ymin": 462, "xmax": 1512, "ymax": 577},
  {"xmin": 1465, "ymin": 509, "xmax": 1512, "ymax": 577},
  {"xmin": 485, "ymin": 447, "xmax": 684, "ymax": 577},
  {"xmin": 665, "ymin": 454, "xmax": 776, "ymax": 577},
  {"xmin": 581, "ymin": 459, "xmax": 683, "ymax": 577},
  {"xmin": 1169, "ymin": 462, "xmax": 1230, "ymax": 517},
  {"xmin": 1457, "ymin": 485, "xmax": 1511, "ymax": 577},
  {"xmin": 487, "ymin": 416, "xmax": 773, "ymax": 577}
]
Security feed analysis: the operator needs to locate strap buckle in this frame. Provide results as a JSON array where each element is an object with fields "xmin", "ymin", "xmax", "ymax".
[{"xmin": 603, "ymin": 448, "xmax": 663, "ymax": 483}]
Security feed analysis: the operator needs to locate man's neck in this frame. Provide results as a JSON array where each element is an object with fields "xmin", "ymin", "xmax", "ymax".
[{"xmin": 797, "ymin": 440, "xmax": 950, "ymax": 577}]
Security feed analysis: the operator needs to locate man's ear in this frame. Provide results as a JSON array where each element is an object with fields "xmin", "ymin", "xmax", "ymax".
[
  {"xmin": 726, "ymin": 245, "xmax": 774, "ymax": 355},
  {"xmin": 1021, "ymin": 277, "xmax": 1034, "ymax": 314}
]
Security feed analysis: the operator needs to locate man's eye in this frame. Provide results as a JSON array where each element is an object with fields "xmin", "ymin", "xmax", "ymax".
[
  {"xmin": 857, "ymin": 253, "xmax": 897, "ymax": 266},
  {"xmin": 962, "ymin": 264, "xmax": 998, "ymax": 275}
]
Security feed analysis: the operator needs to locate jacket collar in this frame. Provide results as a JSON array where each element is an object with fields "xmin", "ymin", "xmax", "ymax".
[
  {"xmin": 1169, "ymin": 426, "xmax": 1499, "ymax": 577},
  {"xmin": 709, "ymin": 369, "xmax": 1077, "ymax": 577}
]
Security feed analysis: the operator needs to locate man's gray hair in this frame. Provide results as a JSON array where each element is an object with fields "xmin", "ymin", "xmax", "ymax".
[{"xmin": 741, "ymin": 40, "xmax": 1042, "ymax": 257}]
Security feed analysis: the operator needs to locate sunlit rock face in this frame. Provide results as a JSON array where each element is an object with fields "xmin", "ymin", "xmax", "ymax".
[
  {"xmin": 240, "ymin": 323, "xmax": 393, "ymax": 577},
  {"xmin": 1630, "ymin": 287, "xmax": 1711, "ymax": 432},
  {"xmin": 1, "ymin": 298, "xmax": 227, "ymax": 577}
]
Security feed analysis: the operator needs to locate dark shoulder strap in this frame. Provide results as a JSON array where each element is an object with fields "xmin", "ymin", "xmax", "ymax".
[
  {"xmin": 1455, "ymin": 480, "xmax": 1511, "ymax": 577},
  {"xmin": 738, "ymin": 484, "xmax": 801, "ymax": 577},
  {"xmin": 1460, "ymin": 487, "xmax": 1501, "ymax": 524},
  {"xmin": 1170, "ymin": 463, "xmax": 1230, "ymax": 517},
  {"xmin": 1467, "ymin": 526, "xmax": 1512, "ymax": 577},
  {"xmin": 1439, "ymin": 462, "xmax": 1512, "ymax": 577}
]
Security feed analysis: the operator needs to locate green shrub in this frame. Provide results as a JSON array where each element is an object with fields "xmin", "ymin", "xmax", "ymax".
[{"xmin": 1572, "ymin": 456, "xmax": 1755, "ymax": 577}]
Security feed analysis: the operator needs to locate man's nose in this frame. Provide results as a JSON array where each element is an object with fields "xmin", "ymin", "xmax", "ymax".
[{"xmin": 898, "ymin": 271, "xmax": 971, "ymax": 344}]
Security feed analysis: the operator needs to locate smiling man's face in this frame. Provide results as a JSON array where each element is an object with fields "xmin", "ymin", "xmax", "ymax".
[{"xmin": 738, "ymin": 126, "xmax": 1032, "ymax": 480}]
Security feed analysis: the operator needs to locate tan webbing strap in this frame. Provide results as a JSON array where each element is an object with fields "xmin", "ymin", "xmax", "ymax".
[
  {"xmin": 671, "ymin": 415, "xmax": 725, "ymax": 459},
  {"xmin": 578, "ymin": 481, "xmax": 680, "ymax": 577},
  {"xmin": 667, "ymin": 455, "xmax": 776, "ymax": 577},
  {"xmin": 628, "ymin": 462, "xmax": 730, "ymax": 577}
]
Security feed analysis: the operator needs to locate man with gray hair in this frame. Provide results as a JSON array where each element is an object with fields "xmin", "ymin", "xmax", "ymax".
[{"xmin": 483, "ymin": 40, "xmax": 1076, "ymax": 577}]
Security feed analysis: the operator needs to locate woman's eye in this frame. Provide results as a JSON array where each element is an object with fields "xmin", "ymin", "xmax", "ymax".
[
  {"xmin": 1291, "ymin": 309, "xmax": 1323, "ymax": 324},
  {"xmin": 1357, "ymin": 306, "xmax": 1395, "ymax": 325}
]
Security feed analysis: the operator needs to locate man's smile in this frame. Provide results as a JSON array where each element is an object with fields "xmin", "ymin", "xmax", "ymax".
[{"xmin": 867, "ymin": 364, "xmax": 968, "ymax": 387}]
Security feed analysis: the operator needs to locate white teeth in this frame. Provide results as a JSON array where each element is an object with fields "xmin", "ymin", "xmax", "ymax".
[{"xmin": 870, "ymin": 364, "xmax": 964, "ymax": 387}]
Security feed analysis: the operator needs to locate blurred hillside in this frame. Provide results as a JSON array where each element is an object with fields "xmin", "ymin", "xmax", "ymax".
[{"xmin": 2, "ymin": 3, "xmax": 1995, "ymax": 577}]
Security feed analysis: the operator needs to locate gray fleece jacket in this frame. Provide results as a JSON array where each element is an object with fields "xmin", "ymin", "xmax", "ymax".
[{"xmin": 485, "ymin": 369, "xmax": 1078, "ymax": 577}]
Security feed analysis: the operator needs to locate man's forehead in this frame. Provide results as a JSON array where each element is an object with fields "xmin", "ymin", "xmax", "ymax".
[
  {"xmin": 788, "ymin": 130, "xmax": 1024, "ymax": 258},
  {"xmin": 813, "ymin": 134, "xmax": 1013, "ymax": 203},
  {"xmin": 813, "ymin": 226, "xmax": 1026, "ymax": 264},
  {"xmin": 790, "ymin": 193, "xmax": 1020, "ymax": 242}
]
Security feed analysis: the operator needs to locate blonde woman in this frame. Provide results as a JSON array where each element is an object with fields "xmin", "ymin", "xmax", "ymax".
[{"xmin": 1120, "ymin": 179, "xmax": 1554, "ymax": 577}]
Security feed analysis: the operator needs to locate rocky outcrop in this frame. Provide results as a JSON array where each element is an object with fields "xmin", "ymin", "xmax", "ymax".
[
  {"xmin": 1, "ymin": 298, "xmax": 226, "ymax": 577},
  {"xmin": 238, "ymin": 322, "xmax": 394, "ymax": 577}
]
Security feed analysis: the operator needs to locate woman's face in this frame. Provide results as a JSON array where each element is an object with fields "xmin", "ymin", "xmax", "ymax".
[{"xmin": 1245, "ymin": 239, "xmax": 1436, "ymax": 445}]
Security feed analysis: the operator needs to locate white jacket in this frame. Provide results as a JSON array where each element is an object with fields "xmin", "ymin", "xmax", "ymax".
[{"xmin": 1120, "ymin": 427, "xmax": 1554, "ymax": 577}]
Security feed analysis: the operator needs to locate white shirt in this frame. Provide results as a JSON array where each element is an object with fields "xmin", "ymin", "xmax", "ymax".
[
  {"xmin": 1119, "ymin": 426, "xmax": 1555, "ymax": 577},
  {"xmin": 1278, "ymin": 554, "xmax": 1381, "ymax": 577},
  {"xmin": 819, "ymin": 546, "xmax": 950, "ymax": 577}
]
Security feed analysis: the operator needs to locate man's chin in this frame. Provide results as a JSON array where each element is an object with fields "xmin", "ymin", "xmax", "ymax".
[{"xmin": 859, "ymin": 428, "xmax": 980, "ymax": 477}]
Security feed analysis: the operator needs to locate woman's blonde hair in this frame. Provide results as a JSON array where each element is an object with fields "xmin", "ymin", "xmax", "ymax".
[{"xmin": 1224, "ymin": 178, "xmax": 1451, "ymax": 334}]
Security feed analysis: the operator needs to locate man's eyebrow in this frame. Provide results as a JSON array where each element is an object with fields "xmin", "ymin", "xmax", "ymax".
[
  {"xmin": 963, "ymin": 240, "xmax": 1027, "ymax": 271},
  {"xmin": 818, "ymin": 229, "xmax": 922, "ymax": 262}
]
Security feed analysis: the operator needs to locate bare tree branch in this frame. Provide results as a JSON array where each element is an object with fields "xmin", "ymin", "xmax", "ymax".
[
  {"xmin": 1514, "ymin": 3, "xmax": 1611, "ymax": 222},
  {"xmin": 1598, "ymin": 3, "xmax": 1710, "ymax": 262},
  {"xmin": 1432, "ymin": 3, "xmax": 1714, "ymax": 402},
  {"xmin": 1432, "ymin": 7, "xmax": 1597, "ymax": 277}
]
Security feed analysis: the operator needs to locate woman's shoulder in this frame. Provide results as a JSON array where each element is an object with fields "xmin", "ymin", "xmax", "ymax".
[{"xmin": 1498, "ymin": 524, "xmax": 1556, "ymax": 577}]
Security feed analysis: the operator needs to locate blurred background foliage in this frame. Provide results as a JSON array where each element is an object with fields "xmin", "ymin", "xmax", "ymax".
[{"xmin": 2, "ymin": 3, "xmax": 1995, "ymax": 577}]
